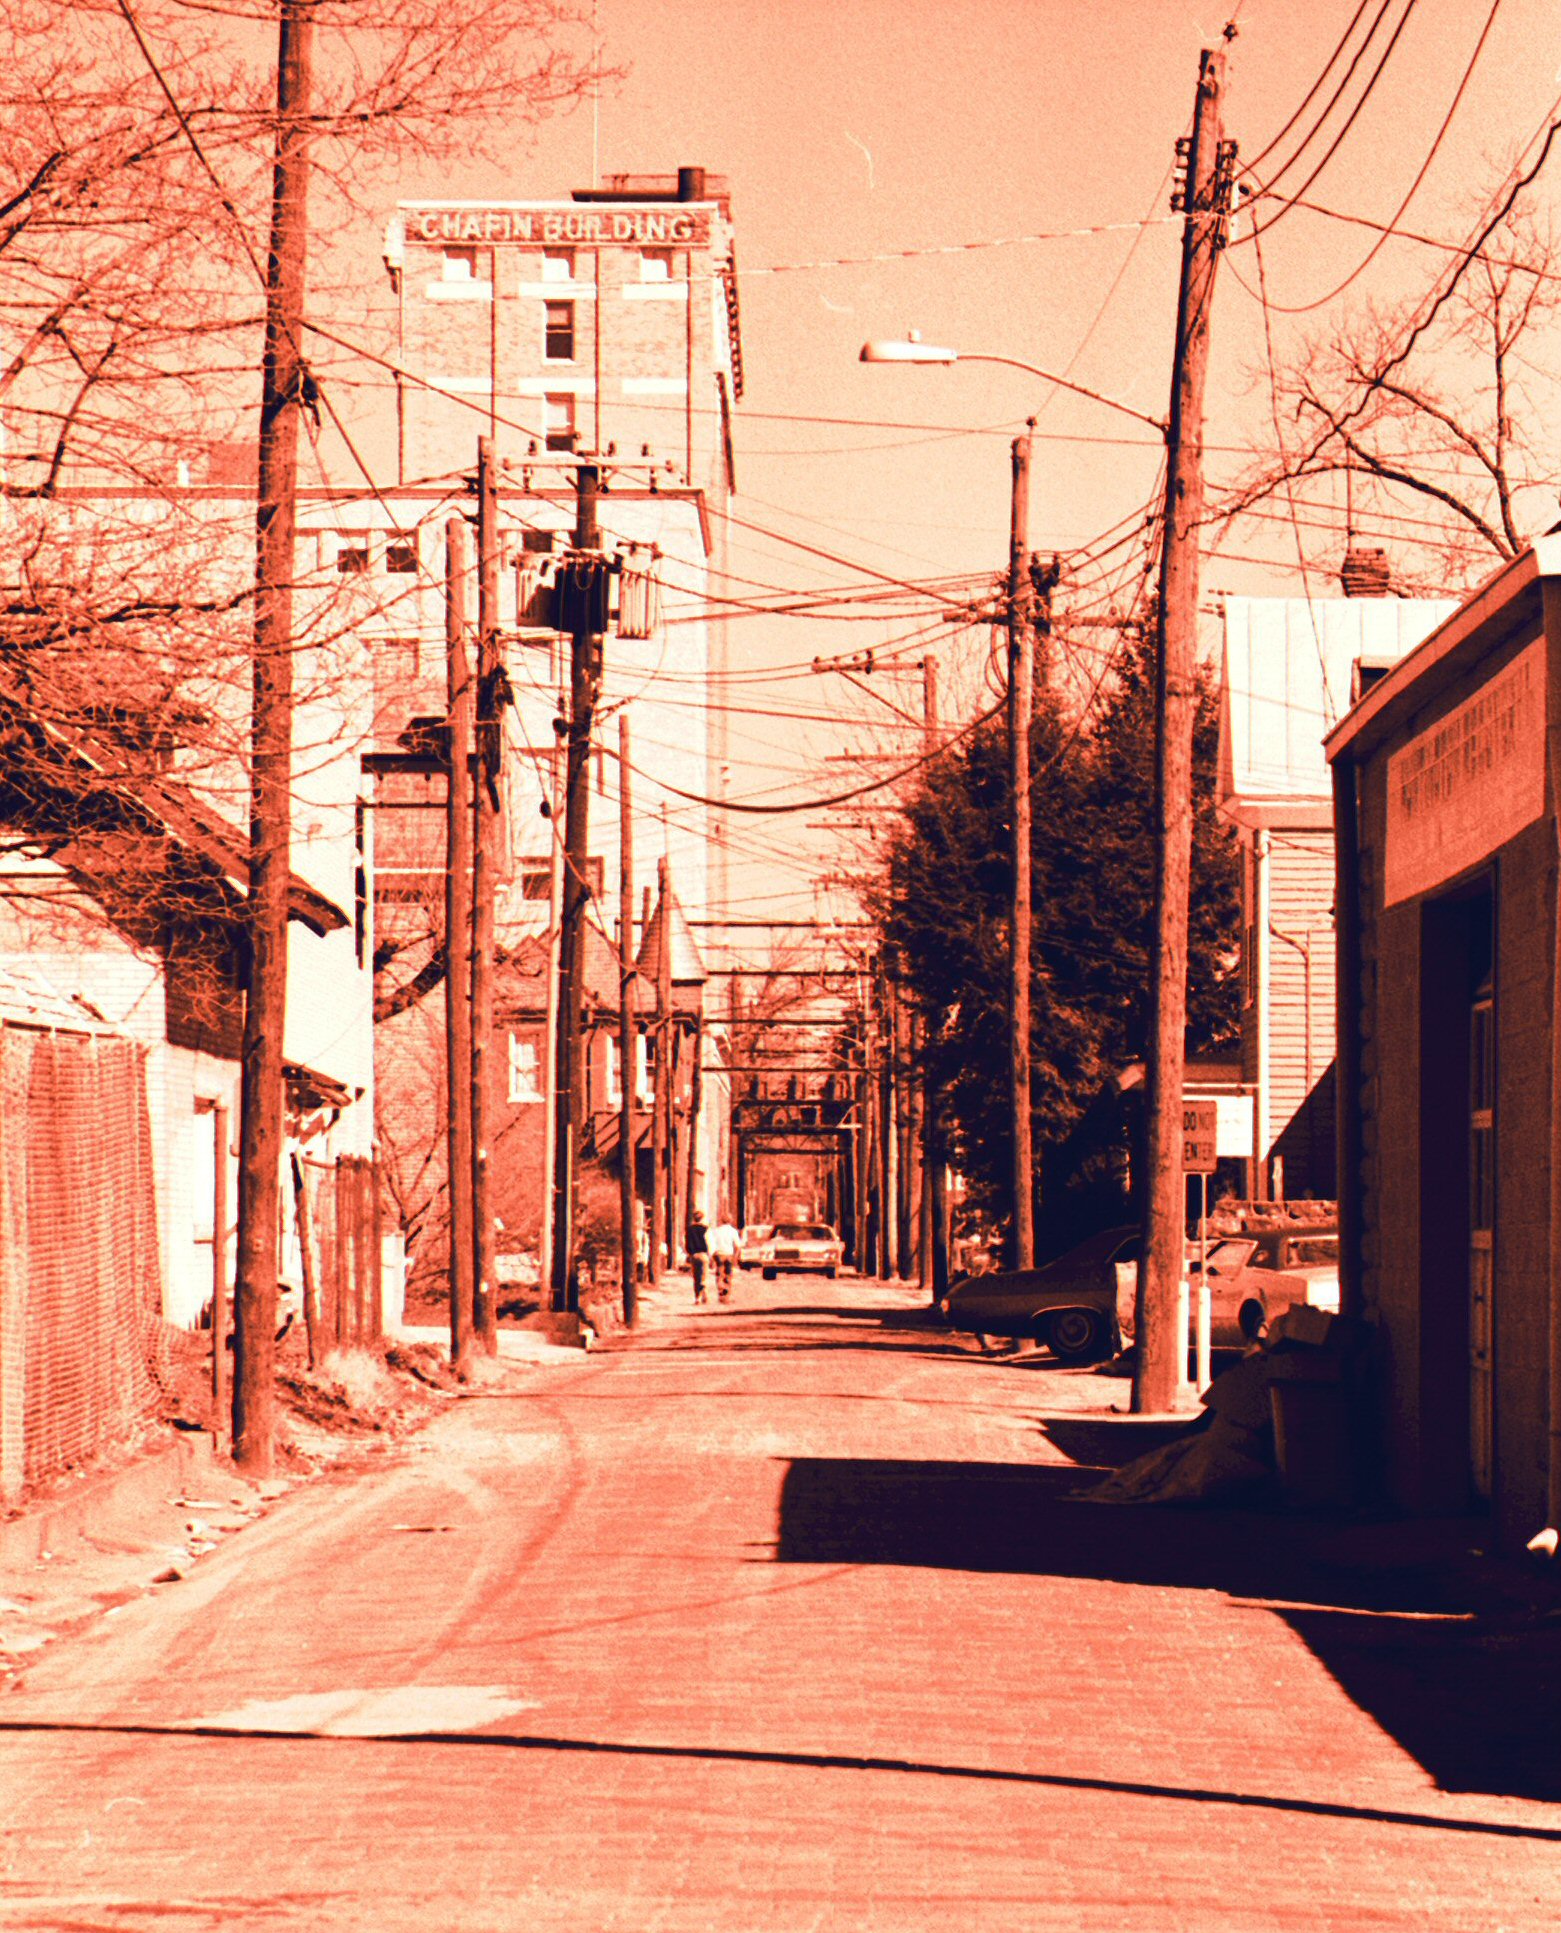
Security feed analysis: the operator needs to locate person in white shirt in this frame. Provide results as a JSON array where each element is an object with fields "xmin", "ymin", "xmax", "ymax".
[{"xmin": 707, "ymin": 1215, "xmax": 740, "ymax": 1301}]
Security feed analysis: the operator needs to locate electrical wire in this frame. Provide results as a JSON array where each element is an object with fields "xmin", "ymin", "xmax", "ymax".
[
  {"xmin": 1239, "ymin": 0, "xmax": 1423, "ymax": 248},
  {"xmin": 1251, "ymin": 0, "xmax": 1503, "ymax": 314},
  {"xmin": 1242, "ymin": 0, "xmax": 1375, "ymax": 175}
]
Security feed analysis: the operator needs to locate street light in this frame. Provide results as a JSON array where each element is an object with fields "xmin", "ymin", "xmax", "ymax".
[{"xmin": 859, "ymin": 336, "xmax": 1168, "ymax": 438}]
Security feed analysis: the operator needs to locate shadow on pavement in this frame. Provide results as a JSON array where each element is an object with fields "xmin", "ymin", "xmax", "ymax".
[
  {"xmin": 1278, "ymin": 1604, "xmax": 1561, "ymax": 1803},
  {"xmin": 775, "ymin": 1454, "xmax": 1561, "ymax": 1804},
  {"xmin": 3, "ymin": 1717, "xmax": 1558, "ymax": 1842},
  {"xmin": 774, "ymin": 1457, "xmax": 1479, "ymax": 1610}
]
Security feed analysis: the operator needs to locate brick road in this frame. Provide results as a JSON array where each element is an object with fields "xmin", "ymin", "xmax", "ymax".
[{"xmin": 3, "ymin": 1269, "xmax": 1560, "ymax": 1930}]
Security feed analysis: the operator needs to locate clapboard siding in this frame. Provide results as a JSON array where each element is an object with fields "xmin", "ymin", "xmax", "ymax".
[{"xmin": 1266, "ymin": 829, "xmax": 1337, "ymax": 1195}]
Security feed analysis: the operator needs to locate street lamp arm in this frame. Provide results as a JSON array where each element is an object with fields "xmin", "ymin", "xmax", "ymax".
[{"xmin": 859, "ymin": 339, "xmax": 1167, "ymax": 438}]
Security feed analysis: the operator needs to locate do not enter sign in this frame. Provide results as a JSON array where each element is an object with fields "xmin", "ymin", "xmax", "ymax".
[{"xmin": 1182, "ymin": 1101, "xmax": 1218, "ymax": 1174}]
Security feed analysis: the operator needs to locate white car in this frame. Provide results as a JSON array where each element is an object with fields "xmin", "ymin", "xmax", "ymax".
[
  {"xmin": 738, "ymin": 1223, "xmax": 776, "ymax": 1269},
  {"xmin": 762, "ymin": 1222, "xmax": 844, "ymax": 1280}
]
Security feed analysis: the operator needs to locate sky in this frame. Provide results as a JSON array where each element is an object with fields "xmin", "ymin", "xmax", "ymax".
[{"xmin": 331, "ymin": 0, "xmax": 1561, "ymax": 950}]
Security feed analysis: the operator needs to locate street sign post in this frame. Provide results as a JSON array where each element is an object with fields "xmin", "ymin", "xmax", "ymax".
[{"xmin": 1182, "ymin": 1100, "xmax": 1219, "ymax": 1392}]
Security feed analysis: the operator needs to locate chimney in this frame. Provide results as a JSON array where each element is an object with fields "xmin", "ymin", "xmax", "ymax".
[
  {"xmin": 1341, "ymin": 547, "xmax": 1392, "ymax": 597},
  {"xmin": 677, "ymin": 167, "xmax": 707, "ymax": 202}
]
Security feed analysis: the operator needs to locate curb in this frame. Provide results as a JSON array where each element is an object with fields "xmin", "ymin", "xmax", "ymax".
[{"xmin": 0, "ymin": 1429, "xmax": 220, "ymax": 1571}]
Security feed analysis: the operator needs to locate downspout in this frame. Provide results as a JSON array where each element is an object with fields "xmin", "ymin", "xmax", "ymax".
[
  {"xmin": 1254, "ymin": 828, "xmax": 1273, "ymax": 1198},
  {"xmin": 1333, "ymin": 754, "xmax": 1362, "ymax": 1325},
  {"xmin": 1270, "ymin": 920, "xmax": 1317, "ymax": 1188}
]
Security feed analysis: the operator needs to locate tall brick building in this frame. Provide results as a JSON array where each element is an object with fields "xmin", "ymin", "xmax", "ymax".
[
  {"xmin": 366, "ymin": 168, "xmax": 743, "ymax": 1278},
  {"xmin": 384, "ymin": 167, "xmax": 740, "ymax": 500}
]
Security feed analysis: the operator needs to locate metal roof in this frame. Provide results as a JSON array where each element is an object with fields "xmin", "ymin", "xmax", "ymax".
[
  {"xmin": 1220, "ymin": 594, "xmax": 1458, "ymax": 805},
  {"xmin": 636, "ymin": 881, "xmax": 707, "ymax": 988}
]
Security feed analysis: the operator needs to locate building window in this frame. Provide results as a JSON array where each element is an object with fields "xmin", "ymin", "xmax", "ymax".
[
  {"xmin": 385, "ymin": 536, "xmax": 418, "ymax": 574},
  {"xmin": 442, "ymin": 246, "xmax": 480, "ymax": 281},
  {"xmin": 639, "ymin": 248, "xmax": 675, "ymax": 281},
  {"xmin": 336, "ymin": 530, "xmax": 371, "ymax": 573},
  {"xmin": 508, "ymin": 1032, "xmax": 543, "ymax": 1104},
  {"xmin": 542, "ymin": 249, "xmax": 575, "ymax": 283},
  {"xmin": 544, "ymin": 301, "xmax": 576, "ymax": 361},
  {"xmin": 544, "ymin": 393, "xmax": 576, "ymax": 452}
]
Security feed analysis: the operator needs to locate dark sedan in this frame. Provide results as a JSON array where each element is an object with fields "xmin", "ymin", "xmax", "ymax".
[
  {"xmin": 940, "ymin": 1225, "xmax": 1339, "ymax": 1363},
  {"xmin": 940, "ymin": 1226, "xmax": 1141, "ymax": 1363}
]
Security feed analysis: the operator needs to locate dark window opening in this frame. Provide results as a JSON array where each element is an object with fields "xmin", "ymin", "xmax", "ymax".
[{"xmin": 545, "ymin": 301, "xmax": 576, "ymax": 361}]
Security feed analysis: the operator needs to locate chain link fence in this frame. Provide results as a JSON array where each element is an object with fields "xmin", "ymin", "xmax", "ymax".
[{"xmin": 1, "ymin": 1025, "xmax": 167, "ymax": 1500}]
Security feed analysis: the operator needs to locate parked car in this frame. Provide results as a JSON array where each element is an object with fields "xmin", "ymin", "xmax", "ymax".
[
  {"xmin": 940, "ymin": 1226, "xmax": 1140, "ymax": 1362},
  {"xmin": 939, "ymin": 1223, "xmax": 1340, "ymax": 1363},
  {"xmin": 738, "ymin": 1223, "xmax": 776, "ymax": 1269},
  {"xmin": 762, "ymin": 1222, "xmax": 844, "ymax": 1279},
  {"xmin": 1192, "ymin": 1227, "xmax": 1340, "ymax": 1338}
]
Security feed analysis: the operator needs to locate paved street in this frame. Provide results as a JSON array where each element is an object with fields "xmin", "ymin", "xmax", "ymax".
[{"xmin": 3, "ymin": 1271, "xmax": 1561, "ymax": 1930}]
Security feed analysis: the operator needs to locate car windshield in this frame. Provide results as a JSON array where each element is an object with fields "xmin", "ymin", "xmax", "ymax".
[{"xmin": 775, "ymin": 1224, "xmax": 833, "ymax": 1241}]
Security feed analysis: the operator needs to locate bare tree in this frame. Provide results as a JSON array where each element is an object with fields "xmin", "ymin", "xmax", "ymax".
[
  {"xmin": 1227, "ymin": 206, "xmax": 1561, "ymax": 590},
  {"xmin": 0, "ymin": 1, "xmax": 604, "ymax": 1465}
]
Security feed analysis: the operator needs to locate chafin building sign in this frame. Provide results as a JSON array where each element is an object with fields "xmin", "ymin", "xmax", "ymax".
[{"xmin": 402, "ymin": 202, "xmax": 714, "ymax": 249}]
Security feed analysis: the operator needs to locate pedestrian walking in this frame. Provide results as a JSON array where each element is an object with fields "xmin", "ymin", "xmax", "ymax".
[
  {"xmin": 708, "ymin": 1213, "xmax": 739, "ymax": 1300},
  {"xmin": 686, "ymin": 1208, "xmax": 710, "ymax": 1303}
]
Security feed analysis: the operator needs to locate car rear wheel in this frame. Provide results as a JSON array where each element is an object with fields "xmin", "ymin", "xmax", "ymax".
[
  {"xmin": 762, "ymin": 1267, "xmax": 777, "ymax": 1281},
  {"xmin": 1047, "ymin": 1307, "xmax": 1109, "ymax": 1365},
  {"xmin": 825, "ymin": 1266, "xmax": 837, "ymax": 1280}
]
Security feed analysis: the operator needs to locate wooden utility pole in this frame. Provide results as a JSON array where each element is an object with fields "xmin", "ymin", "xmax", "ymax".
[
  {"xmin": 538, "ymin": 633, "xmax": 565, "ymax": 1288},
  {"xmin": 1008, "ymin": 425, "xmax": 1036, "ymax": 1274},
  {"xmin": 685, "ymin": 1016, "xmax": 704, "ymax": 1230},
  {"xmin": 645, "ymin": 882, "xmax": 663, "ymax": 1284},
  {"xmin": 876, "ymin": 955, "xmax": 893, "ymax": 1280},
  {"xmin": 618, "ymin": 714, "xmax": 638, "ymax": 1326},
  {"xmin": 445, "ymin": 516, "xmax": 476, "ymax": 1373},
  {"xmin": 206, "ymin": 1099, "xmax": 229, "ymax": 1434},
  {"xmin": 549, "ymin": 461, "xmax": 603, "ymax": 1311},
  {"xmin": 471, "ymin": 437, "xmax": 500, "ymax": 1353},
  {"xmin": 233, "ymin": 0, "xmax": 314, "ymax": 1474},
  {"xmin": 917, "ymin": 664, "xmax": 939, "ymax": 1293},
  {"xmin": 656, "ymin": 857, "xmax": 676, "ymax": 1264},
  {"xmin": 893, "ymin": 978, "xmax": 915, "ymax": 1278},
  {"xmin": 1134, "ymin": 43, "xmax": 1232, "ymax": 1415}
]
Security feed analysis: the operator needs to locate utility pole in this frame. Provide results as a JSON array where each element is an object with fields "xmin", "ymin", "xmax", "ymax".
[
  {"xmin": 550, "ymin": 459, "xmax": 604, "ymax": 1312},
  {"xmin": 646, "ymin": 881, "xmax": 663, "ymax": 1284},
  {"xmin": 233, "ymin": 0, "xmax": 314, "ymax": 1474},
  {"xmin": 876, "ymin": 954, "xmax": 893, "ymax": 1280},
  {"xmin": 1008, "ymin": 424, "xmax": 1036, "ymax": 1274},
  {"xmin": 656, "ymin": 857, "xmax": 675, "ymax": 1268},
  {"xmin": 1135, "ymin": 42, "xmax": 1234, "ymax": 1415},
  {"xmin": 618, "ymin": 714, "xmax": 638, "ymax": 1326},
  {"xmin": 538, "ymin": 633, "xmax": 565, "ymax": 1289},
  {"xmin": 445, "ymin": 516, "xmax": 475, "ymax": 1373},
  {"xmin": 917, "ymin": 662, "xmax": 939, "ymax": 1293},
  {"xmin": 471, "ymin": 437, "xmax": 500, "ymax": 1353}
]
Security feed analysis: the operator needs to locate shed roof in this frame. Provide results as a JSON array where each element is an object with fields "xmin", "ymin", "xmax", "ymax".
[{"xmin": 1219, "ymin": 595, "xmax": 1458, "ymax": 810}]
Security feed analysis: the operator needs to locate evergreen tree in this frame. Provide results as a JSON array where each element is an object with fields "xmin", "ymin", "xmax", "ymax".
[{"xmin": 876, "ymin": 633, "xmax": 1239, "ymax": 1250}]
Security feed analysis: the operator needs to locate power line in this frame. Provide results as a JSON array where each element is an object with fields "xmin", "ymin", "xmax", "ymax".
[{"xmin": 1246, "ymin": 0, "xmax": 1502, "ymax": 314}]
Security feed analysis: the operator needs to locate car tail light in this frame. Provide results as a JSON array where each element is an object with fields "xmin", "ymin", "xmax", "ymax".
[{"xmin": 938, "ymin": 1297, "xmax": 951, "ymax": 1315}]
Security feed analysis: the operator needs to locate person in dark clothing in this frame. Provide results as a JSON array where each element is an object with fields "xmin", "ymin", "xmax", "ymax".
[{"xmin": 686, "ymin": 1208, "xmax": 710, "ymax": 1303}]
